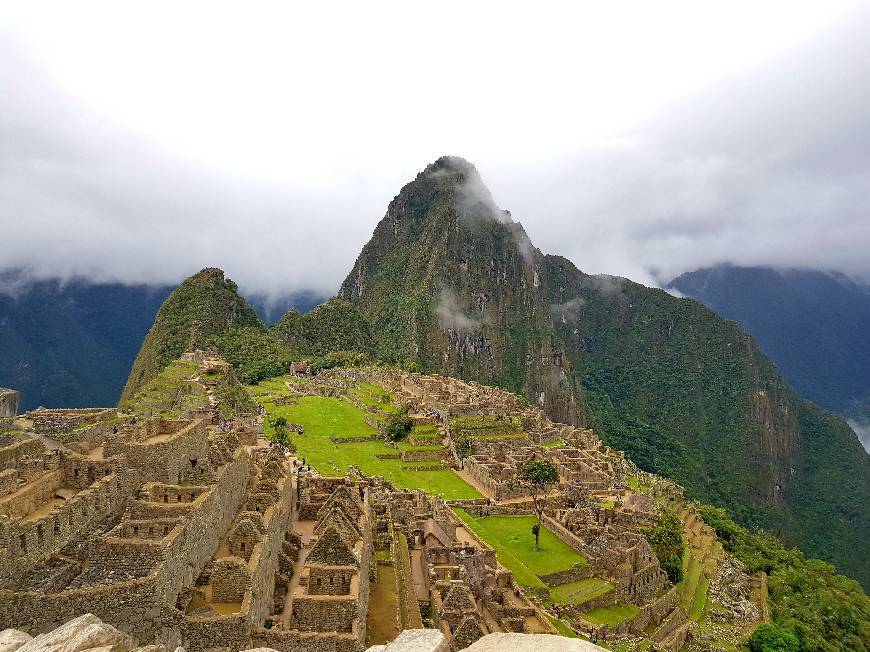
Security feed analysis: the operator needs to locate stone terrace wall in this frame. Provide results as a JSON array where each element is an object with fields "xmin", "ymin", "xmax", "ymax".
[
  {"xmin": 0, "ymin": 472, "xmax": 133, "ymax": 584},
  {"xmin": 0, "ymin": 437, "xmax": 44, "ymax": 470},
  {"xmin": 105, "ymin": 419, "xmax": 209, "ymax": 485}
]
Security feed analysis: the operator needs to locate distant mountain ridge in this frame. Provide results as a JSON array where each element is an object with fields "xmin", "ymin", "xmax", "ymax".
[
  {"xmin": 0, "ymin": 270, "xmax": 324, "ymax": 410},
  {"xmin": 0, "ymin": 276, "xmax": 173, "ymax": 411},
  {"xmin": 668, "ymin": 265, "xmax": 870, "ymax": 450}
]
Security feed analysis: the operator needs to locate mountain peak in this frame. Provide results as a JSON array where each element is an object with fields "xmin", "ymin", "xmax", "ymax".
[
  {"xmin": 423, "ymin": 154, "xmax": 480, "ymax": 179},
  {"xmin": 120, "ymin": 267, "xmax": 260, "ymax": 403}
]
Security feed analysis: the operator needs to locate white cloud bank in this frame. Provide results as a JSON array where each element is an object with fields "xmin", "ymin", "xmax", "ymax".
[{"xmin": 1, "ymin": 1, "xmax": 868, "ymax": 297}]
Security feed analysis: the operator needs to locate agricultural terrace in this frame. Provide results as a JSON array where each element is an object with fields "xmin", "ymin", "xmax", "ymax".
[
  {"xmin": 453, "ymin": 509, "xmax": 642, "ymax": 627},
  {"xmin": 248, "ymin": 375, "xmax": 481, "ymax": 500},
  {"xmin": 453, "ymin": 509, "xmax": 607, "ymax": 599}
]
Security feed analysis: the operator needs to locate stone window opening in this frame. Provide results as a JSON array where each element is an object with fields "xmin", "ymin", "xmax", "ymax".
[
  {"xmin": 36, "ymin": 524, "xmax": 44, "ymax": 543},
  {"xmin": 19, "ymin": 534, "xmax": 26, "ymax": 552},
  {"xmin": 163, "ymin": 494, "xmax": 168, "ymax": 503}
]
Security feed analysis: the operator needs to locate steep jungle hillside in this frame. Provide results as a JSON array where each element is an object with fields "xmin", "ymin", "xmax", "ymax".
[
  {"xmin": 0, "ymin": 269, "xmax": 324, "ymax": 411},
  {"xmin": 335, "ymin": 156, "xmax": 870, "ymax": 586},
  {"xmin": 338, "ymin": 156, "xmax": 578, "ymax": 424},
  {"xmin": 669, "ymin": 265, "xmax": 870, "ymax": 449},
  {"xmin": 119, "ymin": 268, "xmax": 261, "ymax": 402},
  {"xmin": 0, "ymin": 275, "xmax": 172, "ymax": 410},
  {"xmin": 543, "ymin": 256, "xmax": 869, "ymax": 586}
]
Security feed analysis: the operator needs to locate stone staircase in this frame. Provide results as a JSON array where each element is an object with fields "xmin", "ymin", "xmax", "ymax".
[{"xmin": 677, "ymin": 506, "xmax": 723, "ymax": 622}]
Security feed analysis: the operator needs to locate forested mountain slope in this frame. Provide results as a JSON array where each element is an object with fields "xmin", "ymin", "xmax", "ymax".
[
  {"xmin": 669, "ymin": 265, "xmax": 870, "ymax": 449},
  {"xmin": 335, "ymin": 156, "xmax": 870, "ymax": 586}
]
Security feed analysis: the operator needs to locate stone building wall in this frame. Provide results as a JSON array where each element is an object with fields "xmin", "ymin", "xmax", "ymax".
[
  {"xmin": 0, "ymin": 472, "xmax": 133, "ymax": 584},
  {"xmin": 211, "ymin": 558, "xmax": 251, "ymax": 602},
  {"xmin": 28, "ymin": 409, "xmax": 114, "ymax": 437},
  {"xmin": 250, "ymin": 628, "xmax": 360, "ymax": 652},
  {"xmin": 0, "ymin": 437, "xmax": 44, "ymax": 470},
  {"xmin": 0, "ymin": 468, "xmax": 17, "ymax": 496},
  {"xmin": 90, "ymin": 537, "xmax": 165, "ymax": 578},
  {"xmin": 104, "ymin": 419, "xmax": 209, "ymax": 485},
  {"xmin": 0, "ymin": 389, "xmax": 19, "ymax": 418},
  {"xmin": 176, "ymin": 611, "xmax": 252, "ymax": 651},
  {"xmin": 243, "ymin": 472, "xmax": 296, "ymax": 626},
  {"xmin": 291, "ymin": 596, "xmax": 359, "ymax": 633},
  {"xmin": 0, "ymin": 448, "xmax": 252, "ymax": 641},
  {"xmin": 0, "ymin": 470, "xmax": 63, "ymax": 519},
  {"xmin": 0, "ymin": 575, "xmax": 162, "ymax": 638},
  {"xmin": 153, "ymin": 450, "xmax": 252, "ymax": 605},
  {"xmin": 62, "ymin": 454, "xmax": 118, "ymax": 490}
]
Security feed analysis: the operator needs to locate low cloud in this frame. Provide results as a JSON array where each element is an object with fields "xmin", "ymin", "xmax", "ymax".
[
  {"xmin": 2, "ymin": 7, "xmax": 870, "ymax": 298},
  {"xmin": 550, "ymin": 297, "xmax": 585, "ymax": 324},
  {"xmin": 848, "ymin": 420, "xmax": 870, "ymax": 453},
  {"xmin": 434, "ymin": 287, "xmax": 484, "ymax": 333},
  {"xmin": 586, "ymin": 275, "xmax": 625, "ymax": 297}
]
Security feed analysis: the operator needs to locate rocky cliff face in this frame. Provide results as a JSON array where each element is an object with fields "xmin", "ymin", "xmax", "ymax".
[
  {"xmin": 339, "ymin": 157, "xmax": 578, "ymax": 423},
  {"xmin": 338, "ymin": 157, "xmax": 869, "ymax": 586}
]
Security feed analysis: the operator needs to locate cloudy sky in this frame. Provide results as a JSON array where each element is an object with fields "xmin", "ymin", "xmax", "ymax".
[{"xmin": 1, "ymin": 1, "xmax": 868, "ymax": 297}]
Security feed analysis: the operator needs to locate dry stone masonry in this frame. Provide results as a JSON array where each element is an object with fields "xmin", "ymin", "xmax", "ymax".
[{"xmin": 0, "ymin": 359, "xmax": 762, "ymax": 651}]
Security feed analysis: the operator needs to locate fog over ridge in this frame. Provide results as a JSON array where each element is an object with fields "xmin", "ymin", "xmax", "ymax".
[{"xmin": 1, "ymin": 3, "xmax": 869, "ymax": 298}]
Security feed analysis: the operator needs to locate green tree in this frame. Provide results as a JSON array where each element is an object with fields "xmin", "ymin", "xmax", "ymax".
[
  {"xmin": 748, "ymin": 623, "xmax": 800, "ymax": 652},
  {"xmin": 207, "ymin": 326, "xmax": 296, "ymax": 384},
  {"xmin": 455, "ymin": 437, "xmax": 472, "ymax": 461},
  {"xmin": 382, "ymin": 409, "xmax": 413, "ymax": 442},
  {"xmin": 639, "ymin": 511, "xmax": 685, "ymax": 584},
  {"xmin": 518, "ymin": 460, "xmax": 558, "ymax": 549}
]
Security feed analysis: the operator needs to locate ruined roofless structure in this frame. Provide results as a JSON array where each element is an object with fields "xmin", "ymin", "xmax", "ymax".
[{"xmin": 0, "ymin": 359, "xmax": 763, "ymax": 651}]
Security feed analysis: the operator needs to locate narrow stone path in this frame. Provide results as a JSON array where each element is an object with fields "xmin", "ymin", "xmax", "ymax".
[
  {"xmin": 409, "ymin": 548, "xmax": 428, "ymax": 602},
  {"xmin": 280, "ymin": 519, "xmax": 315, "ymax": 626}
]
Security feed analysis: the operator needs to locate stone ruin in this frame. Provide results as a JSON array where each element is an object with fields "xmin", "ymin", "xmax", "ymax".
[
  {"xmin": 369, "ymin": 370, "xmax": 740, "ymax": 650},
  {"xmin": 0, "ymin": 388, "xmax": 20, "ymax": 421},
  {"xmin": 0, "ymin": 361, "xmax": 760, "ymax": 652}
]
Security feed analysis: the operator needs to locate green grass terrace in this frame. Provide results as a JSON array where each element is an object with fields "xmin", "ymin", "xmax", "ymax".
[
  {"xmin": 453, "ymin": 509, "xmax": 596, "ymax": 599},
  {"xmin": 248, "ymin": 376, "xmax": 481, "ymax": 500}
]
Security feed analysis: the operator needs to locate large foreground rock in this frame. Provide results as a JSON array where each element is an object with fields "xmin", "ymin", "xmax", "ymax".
[
  {"xmin": 15, "ymin": 615, "xmax": 133, "ymax": 652},
  {"xmin": 366, "ymin": 629, "xmax": 446, "ymax": 652},
  {"xmin": 462, "ymin": 633, "xmax": 606, "ymax": 651},
  {"xmin": 365, "ymin": 631, "xmax": 605, "ymax": 652},
  {"xmin": 0, "ymin": 629, "xmax": 32, "ymax": 652}
]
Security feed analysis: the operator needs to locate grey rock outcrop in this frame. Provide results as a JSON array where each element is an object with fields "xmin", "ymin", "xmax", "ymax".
[
  {"xmin": 15, "ymin": 614, "xmax": 133, "ymax": 652},
  {"xmin": 0, "ymin": 388, "xmax": 19, "ymax": 418}
]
